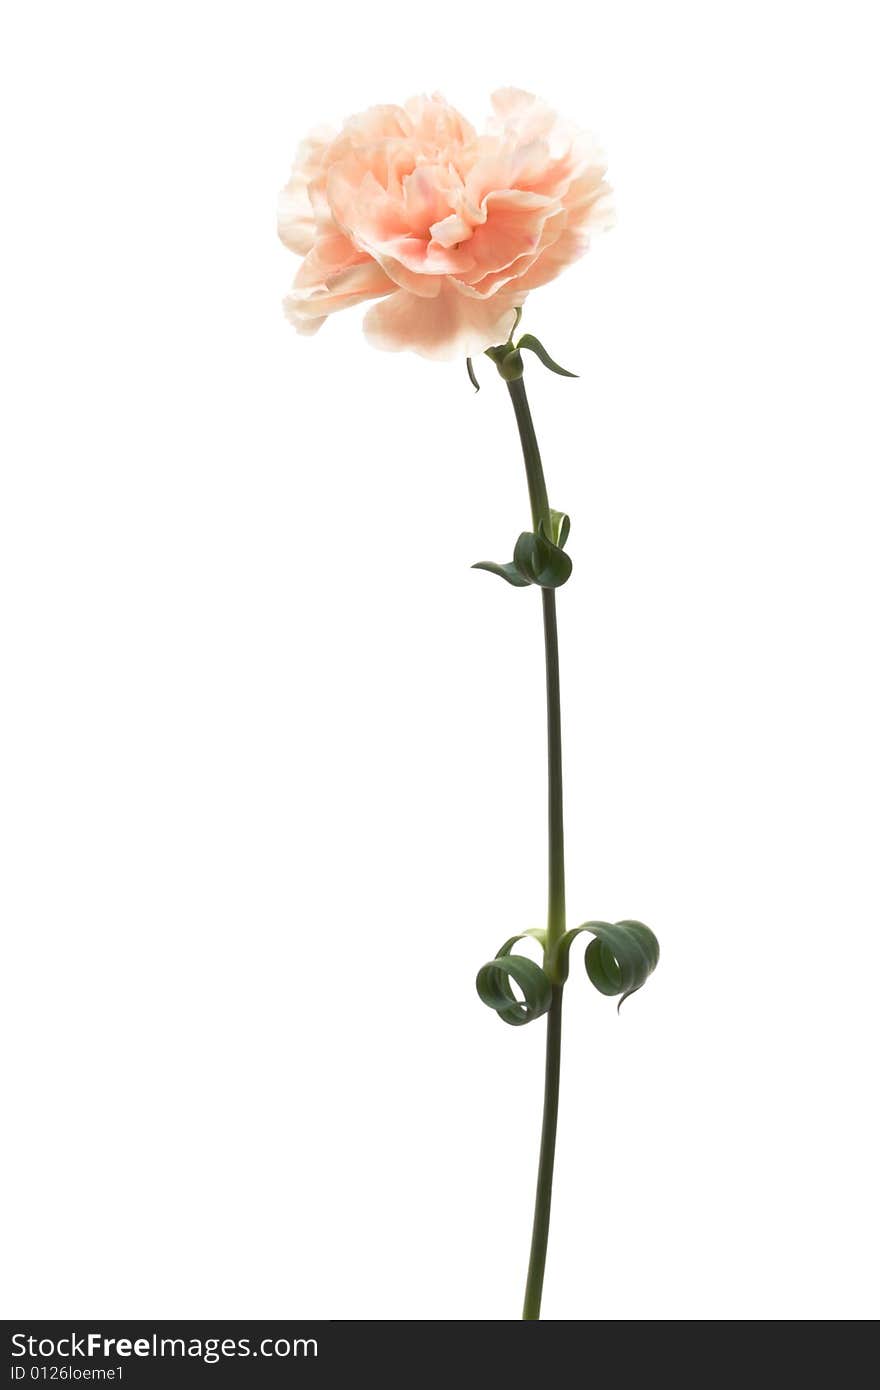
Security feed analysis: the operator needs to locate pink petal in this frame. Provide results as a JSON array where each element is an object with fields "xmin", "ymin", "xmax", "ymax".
[
  {"xmin": 283, "ymin": 260, "xmax": 395, "ymax": 335},
  {"xmin": 363, "ymin": 284, "xmax": 523, "ymax": 361},
  {"xmin": 278, "ymin": 170, "xmax": 316, "ymax": 256}
]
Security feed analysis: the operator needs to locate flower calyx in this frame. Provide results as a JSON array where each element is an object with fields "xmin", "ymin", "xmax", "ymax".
[{"xmin": 466, "ymin": 330, "xmax": 577, "ymax": 392}]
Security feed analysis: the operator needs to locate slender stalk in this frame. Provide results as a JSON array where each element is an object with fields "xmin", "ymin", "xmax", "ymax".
[
  {"xmin": 506, "ymin": 376, "xmax": 550, "ymax": 535},
  {"xmin": 505, "ymin": 374, "xmax": 567, "ymax": 1321},
  {"xmin": 522, "ymin": 982, "xmax": 562, "ymax": 1319},
  {"xmin": 541, "ymin": 587, "xmax": 566, "ymax": 956}
]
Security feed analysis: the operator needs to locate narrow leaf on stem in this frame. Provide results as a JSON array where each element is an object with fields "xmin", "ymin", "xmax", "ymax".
[{"xmin": 517, "ymin": 333, "xmax": 578, "ymax": 378}]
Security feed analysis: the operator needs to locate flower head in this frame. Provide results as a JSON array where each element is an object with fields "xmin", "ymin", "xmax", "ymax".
[{"xmin": 278, "ymin": 89, "xmax": 613, "ymax": 361}]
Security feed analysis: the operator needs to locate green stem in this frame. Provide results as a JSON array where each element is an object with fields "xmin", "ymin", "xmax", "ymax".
[
  {"xmin": 506, "ymin": 376, "xmax": 550, "ymax": 534},
  {"xmin": 541, "ymin": 587, "xmax": 566, "ymax": 957},
  {"xmin": 505, "ymin": 374, "xmax": 567, "ymax": 1321},
  {"xmin": 522, "ymin": 985, "xmax": 562, "ymax": 1320}
]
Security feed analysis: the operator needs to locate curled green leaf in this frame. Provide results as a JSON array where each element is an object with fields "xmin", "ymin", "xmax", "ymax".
[
  {"xmin": 472, "ymin": 526, "xmax": 571, "ymax": 589},
  {"xmin": 476, "ymin": 932, "xmax": 551, "ymax": 1026},
  {"xmin": 466, "ymin": 357, "xmax": 480, "ymax": 393},
  {"xmin": 545, "ymin": 510, "xmax": 571, "ymax": 550},
  {"xmin": 550, "ymin": 920, "xmax": 659, "ymax": 1009},
  {"xmin": 497, "ymin": 928, "xmax": 547, "ymax": 955},
  {"xmin": 513, "ymin": 530, "xmax": 572, "ymax": 588},
  {"xmin": 472, "ymin": 559, "xmax": 531, "ymax": 587},
  {"xmin": 517, "ymin": 334, "xmax": 578, "ymax": 378}
]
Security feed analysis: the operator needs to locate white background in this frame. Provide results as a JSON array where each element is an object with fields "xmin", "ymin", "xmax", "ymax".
[{"xmin": 2, "ymin": 1, "xmax": 878, "ymax": 1321}]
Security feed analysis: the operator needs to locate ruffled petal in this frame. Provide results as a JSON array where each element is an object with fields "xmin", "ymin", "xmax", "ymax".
[
  {"xmin": 404, "ymin": 93, "xmax": 477, "ymax": 152},
  {"xmin": 283, "ymin": 260, "xmax": 395, "ymax": 335},
  {"xmin": 277, "ymin": 126, "xmax": 336, "ymax": 255},
  {"xmin": 451, "ymin": 204, "xmax": 567, "ymax": 299},
  {"xmin": 363, "ymin": 284, "xmax": 523, "ymax": 361},
  {"xmin": 278, "ymin": 170, "xmax": 316, "ymax": 256}
]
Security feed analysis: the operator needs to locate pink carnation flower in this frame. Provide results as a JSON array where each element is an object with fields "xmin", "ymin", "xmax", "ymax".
[{"xmin": 279, "ymin": 89, "xmax": 613, "ymax": 360}]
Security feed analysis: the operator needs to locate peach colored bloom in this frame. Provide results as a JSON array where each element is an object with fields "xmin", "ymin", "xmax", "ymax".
[{"xmin": 278, "ymin": 89, "xmax": 612, "ymax": 361}]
